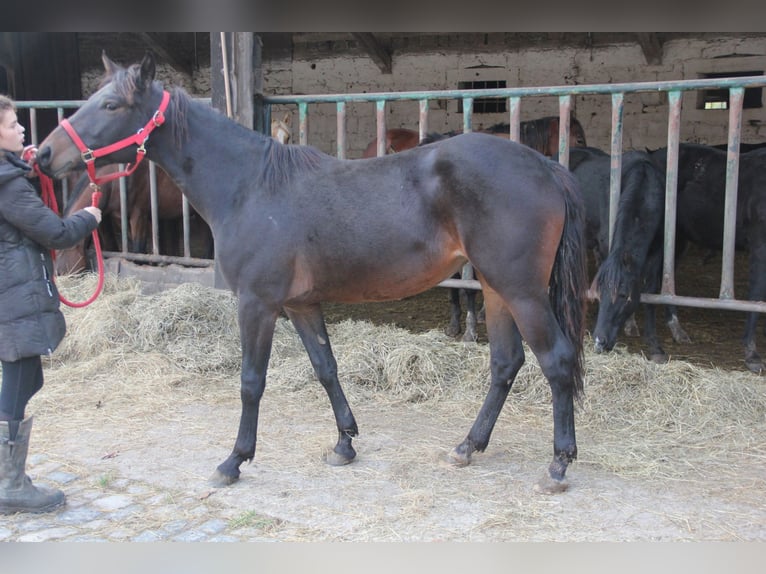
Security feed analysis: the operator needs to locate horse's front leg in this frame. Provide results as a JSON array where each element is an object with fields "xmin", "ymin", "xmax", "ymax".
[
  {"xmin": 210, "ymin": 298, "xmax": 279, "ymax": 487},
  {"xmin": 285, "ymin": 304, "xmax": 358, "ymax": 465}
]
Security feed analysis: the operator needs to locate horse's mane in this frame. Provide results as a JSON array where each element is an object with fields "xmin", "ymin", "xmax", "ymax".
[
  {"xmin": 110, "ymin": 67, "xmax": 328, "ymax": 188},
  {"xmin": 262, "ymin": 140, "xmax": 328, "ymax": 188}
]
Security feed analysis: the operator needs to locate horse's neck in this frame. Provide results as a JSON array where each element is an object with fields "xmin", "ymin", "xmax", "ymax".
[{"xmin": 148, "ymin": 100, "xmax": 270, "ymax": 224}]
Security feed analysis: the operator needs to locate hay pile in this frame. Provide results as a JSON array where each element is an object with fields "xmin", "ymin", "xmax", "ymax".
[{"xmin": 33, "ymin": 274, "xmax": 766, "ymax": 482}]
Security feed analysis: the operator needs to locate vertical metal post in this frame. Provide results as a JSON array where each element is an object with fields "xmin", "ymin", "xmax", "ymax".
[
  {"xmin": 57, "ymin": 107, "xmax": 70, "ymax": 206},
  {"xmin": 182, "ymin": 195, "xmax": 191, "ymax": 259},
  {"xmin": 720, "ymin": 87, "xmax": 744, "ymax": 299},
  {"xmin": 298, "ymin": 102, "xmax": 309, "ymax": 146},
  {"xmin": 662, "ymin": 90, "xmax": 683, "ymax": 296},
  {"xmin": 609, "ymin": 92, "xmax": 625, "ymax": 250},
  {"xmin": 118, "ymin": 164, "xmax": 128, "ymax": 253},
  {"xmin": 508, "ymin": 97, "xmax": 521, "ymax": 143},
  {"xmin": 558, "ymin": 95, "xmax": 572, "ymax": 168},
  {"xmin": 418, "ymin": 99, "xmax": 429, "ymax": 143},
  {"xmin": 462, "ymin": 96, "xmax": 475, "ymax": 285},
  {"xmin": 376, "ymin": 100, "xmax": 387, "ymax": 156},
  {"xmin": 336, "ymin": 101, "xmax": 347, "ymax": 159},
  {"xmin": 29, "ymin": 108, "xmax": 38, "ymax": 146},
  {"xmin": 462, "ymin": 98, "xmax": 473, "ymax": 132},
  {"xmin": 149, "ymin": 161, "xmax": 160, "ymax": 255}
]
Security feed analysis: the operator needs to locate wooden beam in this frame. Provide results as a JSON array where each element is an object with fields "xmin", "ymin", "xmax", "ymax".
[
  {"xmin": 636, "ymin": 33, "xmax": 664, "ymax": 65},
  {"xmin": 351, "ymin": 33, "xmax": 392, "ymax": 74},
  {"xmin": 136, "ymin": 32, "xmax": 193, "ymax": 76}
]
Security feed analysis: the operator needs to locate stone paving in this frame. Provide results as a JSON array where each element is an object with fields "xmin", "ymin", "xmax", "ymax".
[{"xmin": 0, "ymin": 453, "xmax": 295, "ymax": 542}]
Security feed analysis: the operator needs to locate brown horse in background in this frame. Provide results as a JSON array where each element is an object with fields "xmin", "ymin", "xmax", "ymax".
[
  {"xmin": 55, "ymin": 162, "xmax": 213, "ymax": 275},
  {"xmin": 361, "ymin": 116, "xmax": 587, "ymax": 159}
]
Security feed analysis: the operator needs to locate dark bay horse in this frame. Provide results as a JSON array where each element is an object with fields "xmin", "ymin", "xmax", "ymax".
[
  {"xmin": 651, "ymin": 143, "xmax": 766, "ymax": 373},
  {"xmin": 55, "ymin": 161, "xmax": 214, "ymax": 275},
  {"xmin": 567, "ymin": 147, "xmax": 688, "ymax": 362},
  {"xmin": 38, "ymin": 52, "xmax": 588, "ymax": 492},
  {"xmin": 361, "ymin": 116, "xmax": 587, "ymax": 159},
  {"xmin": 402, "ymin": 118, "xmax": 587, "ymax": 340}
]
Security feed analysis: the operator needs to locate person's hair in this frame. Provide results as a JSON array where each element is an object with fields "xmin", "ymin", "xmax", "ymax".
[{"xmin": 0, "ymin": 95, "xmax": 15, "ymax": 124}]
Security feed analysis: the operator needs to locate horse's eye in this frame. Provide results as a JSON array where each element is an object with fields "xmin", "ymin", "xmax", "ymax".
[{"xmin": 104, "ymin": 102, "xmax": 119, "ymax": 112}]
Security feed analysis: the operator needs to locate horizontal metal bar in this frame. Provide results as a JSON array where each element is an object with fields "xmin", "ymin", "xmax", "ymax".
[
  {"xmin": 437, "ymin": 278, "xmax": 482, "ymax": 290},
  {"xmin": 641, "ymin": 294, "xmax": 766, "ymax": 314},
  {"xmin": 264, "ymin": 76, "xmax": 766, "ymax": 105},
  {"xmin": 101, "ymin": 252, "xmax": 215, "ymax": 268}
]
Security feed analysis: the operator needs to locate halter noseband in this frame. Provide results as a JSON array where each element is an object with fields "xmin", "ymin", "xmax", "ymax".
[{"xmin": 60, "ymin": 90, "xmax": 171, "ymax": 186}]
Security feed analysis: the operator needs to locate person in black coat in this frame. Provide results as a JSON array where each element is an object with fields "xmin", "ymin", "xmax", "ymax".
[{"xmin": 0, "ymin": 94, "xmax": 101, "ymax": 514}]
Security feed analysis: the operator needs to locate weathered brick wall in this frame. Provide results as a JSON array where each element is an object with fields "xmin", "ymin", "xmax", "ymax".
[
  {"xmin": 79, "ymin": 34, "xmax": 766, "ymax": 158},
  {"xmin": 264, "ymin": 35, "xmax": 766, "ymax": 158}
]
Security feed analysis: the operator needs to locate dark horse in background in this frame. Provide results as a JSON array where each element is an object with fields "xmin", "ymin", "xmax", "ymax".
[
  {"xmin": 362, "ymin": 116, "xmax": 587, "ymax": 159},
  {"xmin": 566, "ymin": 147, "xmax": 689, "ymax": 363},
  {"xmin": 38, "ymin": 52, "xmax": 588, "ymax": 492},
  {"xmin": 650, "ymin": 143, "xmax": 766, "ymax": 373},
  {"xmin": 55, "ymin": 161, "xmax": 214, "ymax": 275}
]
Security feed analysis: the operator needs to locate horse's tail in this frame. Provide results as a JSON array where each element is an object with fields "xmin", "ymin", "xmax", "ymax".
[{"xmin": 548, "ymin": 161, "xmax": 588, "ymax": 400}]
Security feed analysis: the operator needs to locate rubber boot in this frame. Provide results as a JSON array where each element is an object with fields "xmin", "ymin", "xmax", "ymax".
[{"xmin": 0, "ymin": 416, "xmax": 65, "ymax": 514}]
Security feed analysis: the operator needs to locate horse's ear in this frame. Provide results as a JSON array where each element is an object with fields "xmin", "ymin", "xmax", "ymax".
[
  {"xmin": 282, "ymin": 113, "xmax": 291, "ymax": 124},
  {"xmin": 102, "ymin": 51, "xmax": 120, "ymax": 77},
  {"xmin": 138, "ymin": 51, "xmax": 157, "ymax": 90}
]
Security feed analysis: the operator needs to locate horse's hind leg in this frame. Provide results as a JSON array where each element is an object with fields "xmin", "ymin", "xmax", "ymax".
[
  {"xmin": 285, "ymin": 304, "xmax": 359, "ymax": 464},
  {"xmin": 450, "ymin": 290, "xmax": 525, "ymax": 464}
]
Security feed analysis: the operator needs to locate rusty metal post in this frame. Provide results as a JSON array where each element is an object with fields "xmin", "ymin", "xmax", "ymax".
[
  {"xmin": 609, "ymin": 92, "xmax": 625, "ymax": 250},
  {"xmin": 376, "ymin": 100, "xmax": 387, "ymax": 156},
  {"xmin": 336, "ymin": 101, "xmax": 347, "ymax": 159},
  {"xmin": 558, "ymin": 95, "xmax": 572, "ymax": 168},
  {"xmin": 720, "ymin": 87, "xmax": 744, "ymax": 299},
  {"xmin": 418, "ymin": 99, "xmax": 429, "ymax": 143},
  {"xmin": 661, "ymin": 90, "xmax": 683, "ymax": 296},
  {"xmin": 508, "ymin": 96, "xmax": 521, "ymax": 143}
]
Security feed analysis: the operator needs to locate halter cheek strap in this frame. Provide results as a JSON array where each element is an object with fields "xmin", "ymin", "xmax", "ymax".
[{"xmin": 59, "ymin": 90, "xmax": 171, "ymax": 186}]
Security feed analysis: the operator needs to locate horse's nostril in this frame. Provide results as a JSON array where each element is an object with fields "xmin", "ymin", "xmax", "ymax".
[{"xmin": 36, "ymin": 146, "xmax": 50, "ymax": 167}]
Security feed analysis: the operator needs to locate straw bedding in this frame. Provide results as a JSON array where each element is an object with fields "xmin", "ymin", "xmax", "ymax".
[{"xmin": 28, "ymin": 274, "xmax": 766, "ymax": 486}]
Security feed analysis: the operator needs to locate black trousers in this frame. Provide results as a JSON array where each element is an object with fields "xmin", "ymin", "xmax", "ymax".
[{"xmin": 0, "ymin": 355, "xmax": 44, "ymax": 421}]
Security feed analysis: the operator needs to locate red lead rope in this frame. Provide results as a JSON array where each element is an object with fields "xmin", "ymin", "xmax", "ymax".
[{"xmin": 33, "ymin": 162, "xmax": 105, "ymax": 308}]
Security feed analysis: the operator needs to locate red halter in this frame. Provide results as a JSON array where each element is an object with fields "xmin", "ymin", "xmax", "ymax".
[{"xmin": 59, "ymin": 90, "xmax": 171, "ymax": 186}]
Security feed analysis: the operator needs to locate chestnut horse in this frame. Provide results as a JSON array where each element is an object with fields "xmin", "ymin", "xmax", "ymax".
[
  {"xmin": 38, "ymin": 52, "xmax": 588, "ymax": 492},
  {"xmin": 55, "ymin": 162, "xmax": 213, "ymax": 275},
  {"xmin": 361, "ymin": 116, "xmax": 587, "ymax": 159}
]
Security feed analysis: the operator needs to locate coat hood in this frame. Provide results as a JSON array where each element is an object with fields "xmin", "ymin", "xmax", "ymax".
[{"xmin": 0, "ymin": 151, "xmax": 32, "ymax": 186}]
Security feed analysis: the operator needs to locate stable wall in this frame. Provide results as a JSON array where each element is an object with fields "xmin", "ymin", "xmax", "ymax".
[
  {"xmin": 78, "ymin": 34, "xmax": 766, "ymax": 158},
  {"xmin": 263, "ymin": 35, "xmax": 766, "ymax": 157}
]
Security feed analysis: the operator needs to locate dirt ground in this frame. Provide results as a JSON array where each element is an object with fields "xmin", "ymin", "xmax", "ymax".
[{"xmin": 10, "ymin": 243, "xmax": 766, "ymax": 542}]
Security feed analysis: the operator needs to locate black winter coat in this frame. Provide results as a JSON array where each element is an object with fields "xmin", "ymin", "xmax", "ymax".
[{"xmin": 0, "ymin": 151, "xmax": 98, "ymax": 362}]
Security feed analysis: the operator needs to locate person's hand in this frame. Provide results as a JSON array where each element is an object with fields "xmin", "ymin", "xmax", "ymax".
[
  {"xmin": 83, "ymin": 206, "xmax": 102, "ymax": 224},
  {"xmin": 21, "ymin": 145, "xmax": 38, "ymax": 165}
]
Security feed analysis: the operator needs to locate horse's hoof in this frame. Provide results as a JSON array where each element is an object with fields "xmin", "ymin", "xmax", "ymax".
[
  {"xmin": 324, "ymin": 449, "xmax": 354, "ymax": 466},
  {"xmin": 461, "ymin": 329, "xmax": 478, "ymax": 343},
  {"xmin": 447, "ymin": 447, "xmax": 471, "ymax": 467},
  {"xmin": 445, "ymin": 325, "xmax": 461, "ymax": 338},
  {"xmin": 745, "ymin": 359, "xmax": 764, "ymax": 375},
  {"xmin": 534, "ymin": 475, "xmax": 570, "ymax": 494},
  {"xmin": 209, "ymin": 469, "xmax": 239, "ymax": 488},
  {"xmin": 649, "ymin": 352, "xmax": 669, "ymax": 364}
]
